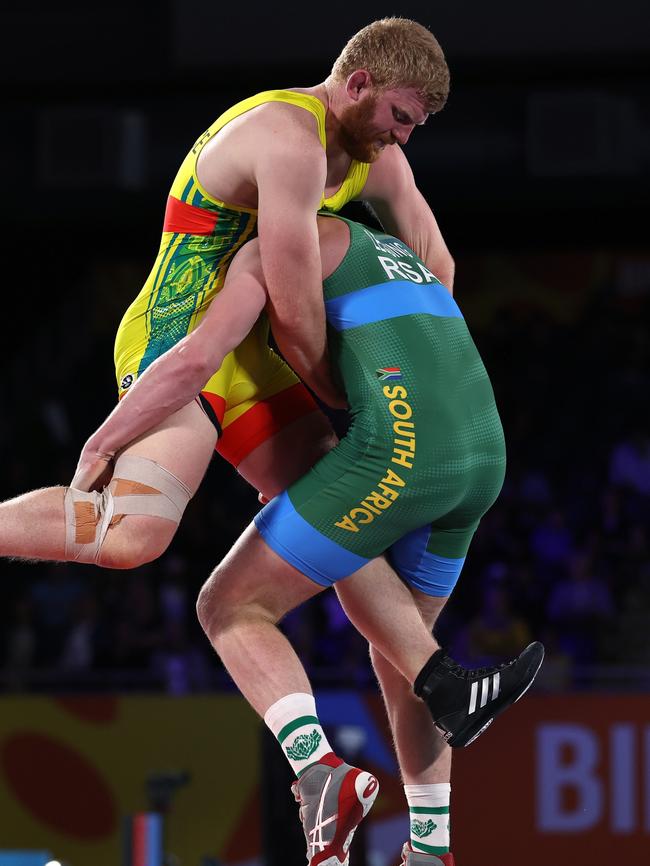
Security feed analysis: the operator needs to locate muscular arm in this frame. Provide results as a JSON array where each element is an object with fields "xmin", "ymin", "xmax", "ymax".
[
  {"xmin": 255, "ymin": 127, "xmax": 345, "ymax": 408},
  {"xmin": 363, "ymin": 145, "xmax": 455, "ymax": 293},
  {"xmin": 72, "ymin": 251, "xmax": 266, "ymax": 488}
]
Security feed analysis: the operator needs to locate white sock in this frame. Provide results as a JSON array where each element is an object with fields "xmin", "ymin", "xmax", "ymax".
[
  {"xmin": 404, "ymin": 782, "xmax": 451, "ymax": 855},
  {"xmin": 264, "ymin": 693, "xmax": 335, "ymax": 777}
]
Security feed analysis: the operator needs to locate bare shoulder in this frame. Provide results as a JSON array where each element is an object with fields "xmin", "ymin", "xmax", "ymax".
[
  {"xmin": 204, "ymin": 99, "xmax": 325, "ymax": 169},
  {"xmin": 316, "ymin": 216, "xmax": 351, "ymax": 280},
  {"xmin": 248, "ymin": 100, "xmax": 324, "ymax": 152},
  {"xmin": 197, "ymin": 96, "xmax": 325, "ymax": 207}
]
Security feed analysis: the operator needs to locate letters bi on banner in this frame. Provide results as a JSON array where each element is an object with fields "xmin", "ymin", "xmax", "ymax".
[
  {"xmin": 452, "ymin": 695, "xmax": 650, "ymax": 866},
  {"xmin": 537, "ymin": 721, "xmax": 650, "ymax": 833}
]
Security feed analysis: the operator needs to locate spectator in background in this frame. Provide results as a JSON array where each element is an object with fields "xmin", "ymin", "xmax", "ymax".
[
  {"xmin": 112, "ymin": 573, "xmax": 164, "ymax": 670},
  {"xmin": 3, "ymin": 595, "xmax": 37, "ymax": 688},
  {"xmin": 530, "ymin": 509, "xmax": 575, "ymax": 581},
  {"xmin": 609, "ymin": 429, "xmax": 650, "ymax": 496},
  {"xmin": 452, "ymin": 568, "xmax": 532, "ymax": 666},
  {"xmin": 29, "ymin": 565, "xmax": 85, "ymax": 666},
  {"xmin": 159, "ymin": 555, "xmax": 191, "ymax": 628},
  {"xmin": 518, "ymin": 468, "xmax": 553, "ymax": 512},
  {"xmin": 534, "ymin": 626, "xmax": 573, "ymax": 692},
  {"xmin": 546, "ymin": 550, "xmax": 615, "ymax": 665},
  {"xmin": 151, "ymin": 554, "xmax": 212, "ymax": 693},
  {"xmin": 314, "ymin": 593, "xmax": 371, "ymax": 685},
  {"xmin": 59, "ymin": 591, "xmax": 99, "ymax": 672},
  {"xmin": 152, "ymin": 620, "xmax": 211, "ymax": 695}
]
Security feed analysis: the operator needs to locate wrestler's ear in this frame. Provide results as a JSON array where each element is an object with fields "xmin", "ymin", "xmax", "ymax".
[{"xmin": 345, "ymin": 70, "xmax": 373, "ymax": 100}]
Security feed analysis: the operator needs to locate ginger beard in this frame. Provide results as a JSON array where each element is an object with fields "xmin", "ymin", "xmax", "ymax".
[{"xmin": 337, "ymin": 93, "xmax": 388, "ymax": 163}]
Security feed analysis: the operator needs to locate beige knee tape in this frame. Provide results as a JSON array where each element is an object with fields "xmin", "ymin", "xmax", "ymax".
[{"xmin": 64, "ymin": 455, "xmax": 191, "ymax": 563}]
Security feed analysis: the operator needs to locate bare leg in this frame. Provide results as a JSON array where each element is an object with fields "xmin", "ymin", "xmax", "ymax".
[
  {"xmin": 197, "ymin": 526, "xmax": 440, "ymax": 717},
  {"xmin": 0, "ymin": 486, "xmax": 68, "ymax": 560},
  {"xmin": 197, "ymin": 525, "xmax": 320, "ymax": 711},
  {"xmin": 0, "ymin": 406, "xmax": 334, "ymax": 565},
  {"xmin": 0, "ymin": 401, "xmax": 217, "ymax": 567},
  {"xmin": 237, "ymin": 409, "xmax": 337, "ymax": 500},
  {"xmin": 361, "ymin": 591, "xmax": 452, "ymax": 784}
]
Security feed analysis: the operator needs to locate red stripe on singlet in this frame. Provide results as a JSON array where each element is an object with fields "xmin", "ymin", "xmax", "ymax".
[
  {"xmin": 199, "ymin": 391, "xmax": 226, "ymax": 428},
  {"xmin": 217, "ymin": 383, "xmax": 318, "ymax": 467},
  {"xmin": 163, "ymin": 195, "xmax": 218, "ymax": 235}
]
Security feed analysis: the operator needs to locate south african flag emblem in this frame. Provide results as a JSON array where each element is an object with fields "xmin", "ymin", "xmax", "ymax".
[{"xmin": 376, "ymin": 367, "xmax": 402, "ymax": 381}]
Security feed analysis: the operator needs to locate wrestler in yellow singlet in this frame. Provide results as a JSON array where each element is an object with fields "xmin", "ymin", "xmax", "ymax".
[{"xmin": 114, "ymin": 91, "xmax": 370, "ymax": 466}]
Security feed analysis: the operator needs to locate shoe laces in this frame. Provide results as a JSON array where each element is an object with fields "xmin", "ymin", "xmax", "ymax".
[{"xmin": 444, "ymin": 654, "xmax": 511, "ymax": 680}]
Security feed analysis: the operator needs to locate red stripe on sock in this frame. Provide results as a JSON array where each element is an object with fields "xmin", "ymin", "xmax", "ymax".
[{"xmin": 317, "ymin": 751, "xmax": 344, "ymax": 768}]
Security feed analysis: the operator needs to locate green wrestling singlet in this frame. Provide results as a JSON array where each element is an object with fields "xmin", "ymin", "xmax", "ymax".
[{"xmin": 255, "ymin": 216, "xmax": 506, "ymax": 596}]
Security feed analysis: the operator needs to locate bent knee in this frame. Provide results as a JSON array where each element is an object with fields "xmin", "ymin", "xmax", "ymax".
[
  {"xmin": 196, "ymin": 577, "xmax": 215, "ymax": 635},
  {"xmin": 196, "ymin": 567, "xmax": 279, "ymax": 642},
  {"xmin": 196, "ymin": 570, "xmax": 240, "ymax": 641},
  {"xmin": 97, "ymin": 516, "xmax": 176, "ymax": 570}
]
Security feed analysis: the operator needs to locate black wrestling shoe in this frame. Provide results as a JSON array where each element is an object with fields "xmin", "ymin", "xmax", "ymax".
[{"xmin": 414, "ymin": 642, "xmax": 545, "ymax": 748}]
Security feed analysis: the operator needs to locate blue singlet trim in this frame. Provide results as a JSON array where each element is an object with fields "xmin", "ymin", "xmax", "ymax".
[
  {"xmin": 389, "ymin": 525, "xmax": 466, "ymax": 596},
  {"xmin": 325, "ymin": 280, "xmax": 462, "ymax": 331},
  {"xmin": 255, "ymin": 491, "xmax": 369, "ymax": 586}
]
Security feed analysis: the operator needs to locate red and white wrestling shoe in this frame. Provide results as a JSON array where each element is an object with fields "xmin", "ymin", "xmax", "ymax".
[{"xmin": 291, "ymin": 753, "xmax": 379, "ymax": 865}]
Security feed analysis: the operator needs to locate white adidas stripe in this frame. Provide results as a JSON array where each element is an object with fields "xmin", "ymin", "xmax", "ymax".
[
  {"xmin": 468, "ymin": 681, "xmax": 478, "ymax": 714},
  {"xmin": 468, "ymin": 674, "xmax": 501, "ymax": 715}
]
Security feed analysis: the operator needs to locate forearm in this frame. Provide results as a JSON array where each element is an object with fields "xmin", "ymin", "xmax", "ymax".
[
  {"xmin": 86, "ymin": 342, "xmax": 213, "ymax": 456},
  {"xmin": 421, "ymin": 238, "xmax": 455, "ymax": 293},
  {"xmin": 376, "ymin": 202, "xmax": 455, "ymax": 294},
  {"xmin": 261, "ymin": 235, "xmax": 344, "ymax": 406},
  {"xmin": 365, "ymin": 150, "xmax": 455, "ymax": 294},
  {"xmin": 269, "ymin": 308, "xmax": 342, "ymax": 407},
  {"xmin": 87, "ymin": 265, "xmax": 265, "ymax": 456},
  {"xmin": 408, "ymin": 201, "xmax": 455, "ymax": 291}
]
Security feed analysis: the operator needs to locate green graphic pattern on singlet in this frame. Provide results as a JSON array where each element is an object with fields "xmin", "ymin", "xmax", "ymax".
[
  {"xmin": 137, "ymin": 207, "xmax": 255, "ymax": 376},
  {"xmin": 286, "ymin": 217, "xmax": 506, "ymax": 560}
]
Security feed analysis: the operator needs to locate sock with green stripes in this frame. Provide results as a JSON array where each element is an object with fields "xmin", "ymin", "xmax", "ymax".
[
  {"xmin": 405, "ymin": 782, "xmax": 451, "ymax": 855},
  {"xmin": 264, "ymin": 693, "xmax": 337, "ymax": 777}
]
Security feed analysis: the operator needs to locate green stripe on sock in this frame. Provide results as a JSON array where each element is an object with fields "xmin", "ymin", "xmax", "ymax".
[
  {"xmin": 409, "ymin": 805, "xmax": 450, "ymax": 815},
  {"xmin": 412, "ymin": 840, "xmax": 449, "ymax": 855},
  {"xmin": 277, "ymin": 715, "xmax": 321, "ymax": 744}
]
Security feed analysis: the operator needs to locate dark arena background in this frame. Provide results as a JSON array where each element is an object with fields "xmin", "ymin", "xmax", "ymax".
[{"xmin": 2, "ymin": 1, "xmax": 649, "ymax": 864}]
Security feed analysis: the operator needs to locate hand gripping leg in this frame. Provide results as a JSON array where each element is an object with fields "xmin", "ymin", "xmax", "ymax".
[{"xmin": 64, "ymin": 454, "xmax": 191, "ymax": 563}]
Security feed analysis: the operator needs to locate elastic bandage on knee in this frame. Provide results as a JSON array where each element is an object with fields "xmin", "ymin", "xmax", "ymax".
[{"xmin": 64, "ymin": 454, "xmax": 191, "ymax": 563}]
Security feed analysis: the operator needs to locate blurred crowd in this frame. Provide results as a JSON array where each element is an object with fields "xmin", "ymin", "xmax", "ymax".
[{"xmin": 1, "ymin": 244, "xmax": 648, "ymax": 694}]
